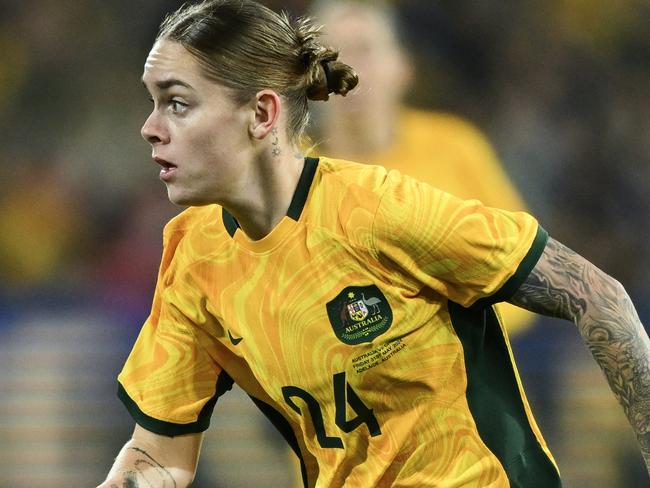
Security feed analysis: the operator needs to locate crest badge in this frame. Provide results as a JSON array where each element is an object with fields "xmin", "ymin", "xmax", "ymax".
[{"xmin": 326, "ymin": 285, "xmax": 393, "ymax": 345}]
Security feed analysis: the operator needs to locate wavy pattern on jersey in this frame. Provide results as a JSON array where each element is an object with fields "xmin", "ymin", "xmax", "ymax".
[
  {"xmin": 374, "ymin": 170, "xmax": 538, "ymax": 308},
  {"xmin": 118, "ymin": 159, "xmax": 551, "ymax": 486},
  {"xmin": 118, "ymin": 307, "xmax": 223, "ymax": 424},
  {"xmin": 309, "ymin": 399, "xmax": 509, "ymax": 487},
  {"xmin": 316, "ymin": 324, "xmax": 510, "ymax": 487}
]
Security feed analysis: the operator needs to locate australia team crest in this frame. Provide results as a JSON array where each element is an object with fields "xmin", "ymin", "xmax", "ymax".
[{"xmin": 326, "ymin": 285, "xmax": 393, "ymax": 345}]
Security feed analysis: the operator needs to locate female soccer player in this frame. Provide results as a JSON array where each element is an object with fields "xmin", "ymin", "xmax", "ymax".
[{"xmin": 98, "ymin": 1, "xmax": 649, "ymax": 486}]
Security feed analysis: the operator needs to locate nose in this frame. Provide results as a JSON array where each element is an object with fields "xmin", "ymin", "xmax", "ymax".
[{"xmin": 141, "ymin": 111, "xmax": 168, "ymax": 145}]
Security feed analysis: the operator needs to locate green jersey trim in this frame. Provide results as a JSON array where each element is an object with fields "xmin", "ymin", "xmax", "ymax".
[
  {"xmin": 250, "ymin": 396, "xmax": 310, "ymax": 488},
  {"xmin": 221, "ymin": 157, "xmax": 320, "ymax": 237},
  {"xmin": 476, "ymin": 225, "xmax": 548, "ymax": 307},
  {"xmin": 448, "ymin": 302, "xmax": 561, "ymax": 487},
  {"xmin": 287, "ymin": 157, "xmax": 319, "ymax": 221},
  {"xmin": 222, "ymin": 208, "xmax": 239, "ymax": 238},
  {"xmin": 117, "ymin": 372, "xmax": 234, "ymax": 437}
]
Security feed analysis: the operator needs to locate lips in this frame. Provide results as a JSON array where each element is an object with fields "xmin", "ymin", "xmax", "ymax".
[{"xmin": 153, "ymin": 156, "xmax": 177, "ymax": 181}]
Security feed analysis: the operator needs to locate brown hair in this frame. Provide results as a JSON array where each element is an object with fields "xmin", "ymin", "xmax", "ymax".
[{"xmin": 157, "ymin": 0, "xmax": 359, "ymax": 144}]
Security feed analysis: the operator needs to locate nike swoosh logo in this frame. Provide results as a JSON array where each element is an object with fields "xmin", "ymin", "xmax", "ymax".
[{"xmin": 228, "ymin": 330, "xmax": 243, "ymax": 346}]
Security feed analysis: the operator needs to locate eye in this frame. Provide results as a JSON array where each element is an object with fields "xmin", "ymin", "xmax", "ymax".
[{"xmin": 169, "ymin": 99, "xmax": 188, "ymax": 114}]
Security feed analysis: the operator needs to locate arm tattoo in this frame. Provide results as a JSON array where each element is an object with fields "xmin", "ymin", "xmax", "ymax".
[
  {"xmin": 509, "ymin": 237, "xmax": 650, "ymax": 468},
  {"xmin": 124, "ymin": 472, "xmax": 139, "ymax": 488},
  {"xmin": 112, "ymin": 447, "xmax": 178, "ymax": 488},
  {"xmin": 508, "ymin": 238, "xmax": 589, "ymax": 321}
]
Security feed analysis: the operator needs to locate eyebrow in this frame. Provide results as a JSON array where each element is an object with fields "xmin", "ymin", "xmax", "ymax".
[{"xmin": 141, "ymin": 78, "xmax": 194, "ymax": 91}]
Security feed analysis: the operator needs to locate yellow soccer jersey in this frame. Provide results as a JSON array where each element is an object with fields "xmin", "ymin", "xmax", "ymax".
[
  {"xmin": 311, "ymin": 108, "xmax": 536, "ymax": 335},
  {"xmin": 118, "ymin": 157, "xmax": 561, "ymax": 487}
]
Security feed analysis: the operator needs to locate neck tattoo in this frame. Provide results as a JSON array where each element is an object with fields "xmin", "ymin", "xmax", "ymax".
[{"xmin": 271, "ymin": 127, "xmax": 281, "ymax": 157}]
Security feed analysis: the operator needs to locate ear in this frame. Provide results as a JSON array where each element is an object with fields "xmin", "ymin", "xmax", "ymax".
[{"xmin": 249, "ymin": 89, "xmax": 282, "ymax": 140}]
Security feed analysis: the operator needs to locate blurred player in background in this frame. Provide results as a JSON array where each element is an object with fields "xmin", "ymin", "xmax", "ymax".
[
  {"xmin": 308, "ymin": 0, "xmax": 536, "ymax": 337},
  {"xmin": 97, "ymin": 1, "xmax": 650, "ymax": 486}
]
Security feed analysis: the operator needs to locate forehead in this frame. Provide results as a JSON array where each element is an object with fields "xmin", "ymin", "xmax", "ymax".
[
  {"xmin": 142, "ymin": 39, "xmax": 203, "ymax": 87},
  {"xmin": 320, "ymin": 6, "xmax": 397, "ymax": 48}
]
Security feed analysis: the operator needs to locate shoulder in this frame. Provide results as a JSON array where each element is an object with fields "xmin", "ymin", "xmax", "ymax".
[
  {"xmin": 401, "ymin": 108, "xmax": 489, "ymax": 141},
  {"xmin": 312, "ymin": 157, "xmax": 390, "ymax": 213},
  {"xmin": 163, "ymin": 205, "xmax": 218, "ymax": 236},
  {"xmin": 312, "ymin": 157, "xmax": 453, "ymax": 248},
  {"xmin": 400, "ymin": 108, "xmax": 496, "ymax": 157},
  {"xmin": 160, "ymin": 205, "xmax": 224, "ymax": 261},
  {"xmin": 317, "ymin": 157, "xmax": 389, "ymax": 188},
  {"xmin": 303, "ymin": 157, "xmax": 403, "ymax": 250},
  {"xmin": 316, "ymin": 156, "xmax": 449, "ymax": 210}
]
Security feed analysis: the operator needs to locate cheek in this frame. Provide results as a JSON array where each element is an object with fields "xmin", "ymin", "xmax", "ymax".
[
  {"xmin": 179, "ymin": 119, "xmax": 223, "ymax": 161},
  {"xmin": 193, "ymin": 110, "xmax": 246, "ymax": 147},
  {"xmin": 173, "ymin": 99, "xmax": 250, "ymax": 167},
  {"xmin": 186, "ymin": 118, "xmax": 246, "ymax": 173}
]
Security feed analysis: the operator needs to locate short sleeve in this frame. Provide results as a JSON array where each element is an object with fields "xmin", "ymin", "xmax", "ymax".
[
  {"xmin": 117, "ymin": 223, "xmax": 233, "ymax": 436},
  {"xmin": 373, "ymin": 171, "xmax": 547, "ymax": 307}
]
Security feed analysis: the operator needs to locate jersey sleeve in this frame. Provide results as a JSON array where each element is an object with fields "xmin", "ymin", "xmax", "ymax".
[
  {"xmin": 117, "ymin": 222, "xmax": 233, "ymax": 436},
  {"xmin": 373, "ymin": 170, "xmax": 548, "ymax": 307}
]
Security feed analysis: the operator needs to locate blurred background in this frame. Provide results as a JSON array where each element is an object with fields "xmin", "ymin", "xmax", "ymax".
[{"xmin": 0, "ymin": 0, "xmax": 648, "ymax": 486}]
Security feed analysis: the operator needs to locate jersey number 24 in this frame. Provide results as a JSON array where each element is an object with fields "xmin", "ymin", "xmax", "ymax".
[{"xmin": 282, "ymin": 372, "xmax": 382, "ymax": 449}]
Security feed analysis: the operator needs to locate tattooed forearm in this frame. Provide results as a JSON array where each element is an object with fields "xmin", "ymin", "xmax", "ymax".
[
  {"xmin": 509, "ymin": 238, "xmax": 589, "ymax": 321},
  {"xmin": 129, "ymin": 447, "xmax": 177, "ymax": 488},
  {"xmin": 510, "ymin": 237, "xmax": 650, "ymax": 472},
  {"xmin": 106, "ymin": 447, "xmax": 178, "ymax": 488},
  {"xmin": 123, "ymin": 472, "xmax": 139, "ymax": 488},
  {"xmin": 108, "ymin": 471, "xmax": 140, "ymax": 488},
  {"xmin": 128, "ymin": 447, "xmax": 177, "ymax": 487}
]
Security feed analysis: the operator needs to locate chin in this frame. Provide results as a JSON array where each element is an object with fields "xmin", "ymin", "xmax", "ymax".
[
  {"xmin": 167, "ymin": 190, "xmax": 196, "ymax": 207},
  {"xmin": 167, "ymin": 189, "xmax": 214, "ymax": 207}
]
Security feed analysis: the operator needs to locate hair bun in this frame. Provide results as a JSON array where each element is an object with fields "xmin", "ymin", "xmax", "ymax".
[
  {"xmin": 307, "ymin": 56, "xmax": 359, "ymax": 101},
  {"xmin": 295, "ymin": 17, "xmax": 359, "ymax": 101}
]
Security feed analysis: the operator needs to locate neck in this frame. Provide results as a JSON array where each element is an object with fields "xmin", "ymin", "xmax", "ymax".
[{"xmin": 225, "ymin": 151, "xmax": 305, "ymax": 241}]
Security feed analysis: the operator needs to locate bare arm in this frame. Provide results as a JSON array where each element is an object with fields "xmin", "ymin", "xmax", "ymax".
[
  {"xmin": 96, "ymin": 424, "xmax": 204, "ymax": 488},
  {"xmin": 508, "ymin": 237, "xmax": 650, "ymax": 473}
]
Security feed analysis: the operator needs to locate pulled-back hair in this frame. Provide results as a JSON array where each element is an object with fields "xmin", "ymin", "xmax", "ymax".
[{"xmin": 157, "ymin": 0, "xmax": 359, "ymax": 144}]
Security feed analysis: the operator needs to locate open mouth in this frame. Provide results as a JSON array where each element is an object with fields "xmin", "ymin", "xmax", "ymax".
[{"xmin": 153, "ymin": 157, "xmax": 177, "ymax": 180}]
